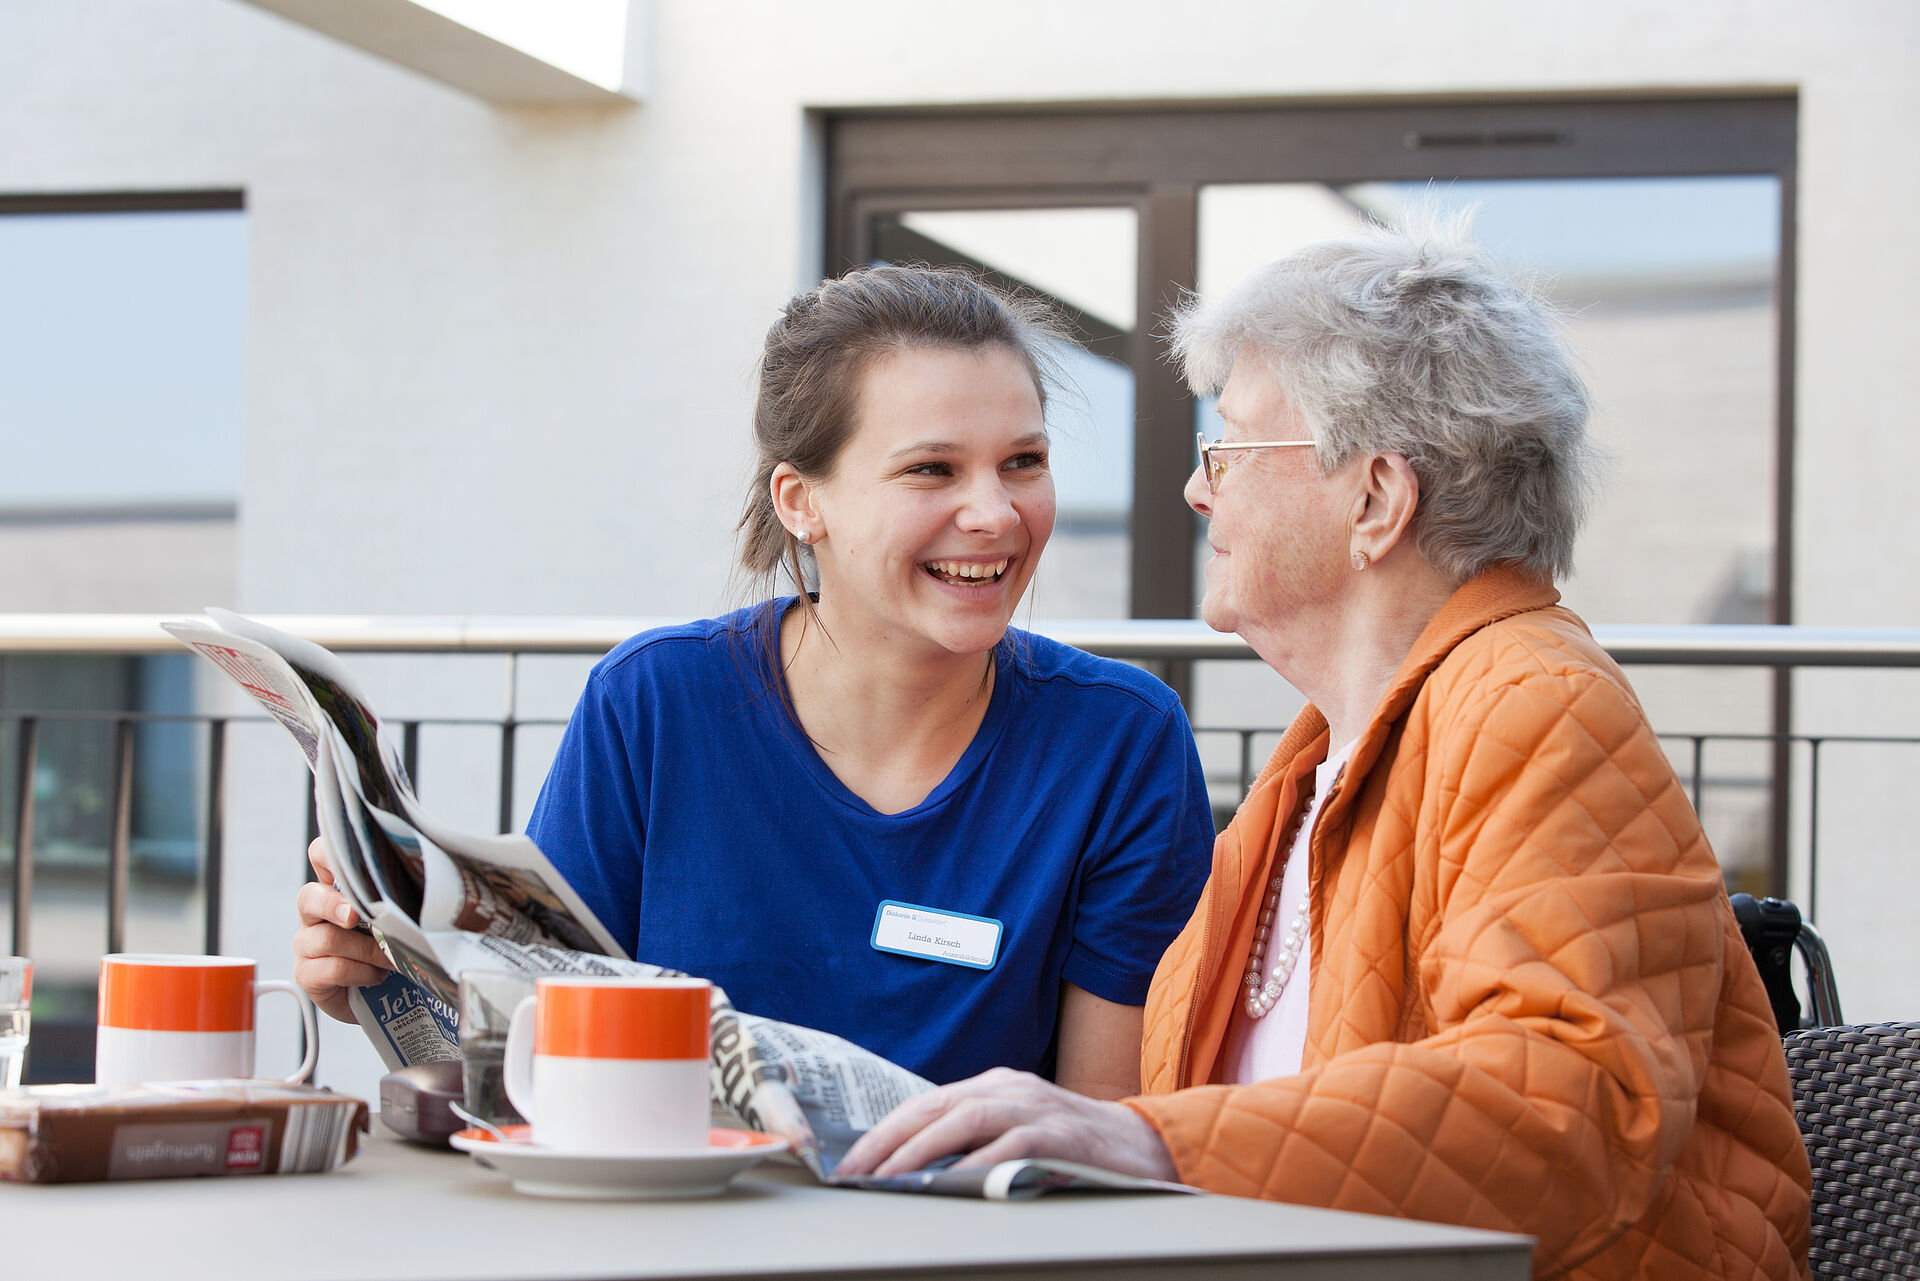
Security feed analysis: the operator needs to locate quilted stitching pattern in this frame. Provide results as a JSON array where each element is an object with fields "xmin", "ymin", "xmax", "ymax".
[{"xmin": 1132, "ymin": 567, "xmax": 1811, "ymax": 1280}]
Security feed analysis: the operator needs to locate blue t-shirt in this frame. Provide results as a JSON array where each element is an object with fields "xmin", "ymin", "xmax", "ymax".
[{"xmin": 526, "ymin": 599, "xmax": 1213, "ymax": 1084}]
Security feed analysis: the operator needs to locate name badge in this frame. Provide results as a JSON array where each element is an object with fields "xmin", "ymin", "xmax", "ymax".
[{"xmin": 870, "ymin": 901, "xmax": 1003, "ymax": 971}]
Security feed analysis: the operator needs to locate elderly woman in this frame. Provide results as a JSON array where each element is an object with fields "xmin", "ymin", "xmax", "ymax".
[{"xmin": 840, "ymin": 218, "xmax": 1811, "ymax": 1279}]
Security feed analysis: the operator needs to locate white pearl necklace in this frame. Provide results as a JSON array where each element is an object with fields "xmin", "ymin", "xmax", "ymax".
[
  {"xmin": 1242, "ymin": 788, "xmax": 1313, "ymax": 1020},
  {"xmin": 1243, "ymin": 871, "xmax": 1310, "ymax": 1019}
]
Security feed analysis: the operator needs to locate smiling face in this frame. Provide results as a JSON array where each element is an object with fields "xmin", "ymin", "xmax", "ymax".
[
  {"xmin": 1185, "ymin": 357, "xmax": 1353, "ymax": 644},
  {"xmin": 804, "ymin": 344, "xmax": 1054, "ymax": 660}
]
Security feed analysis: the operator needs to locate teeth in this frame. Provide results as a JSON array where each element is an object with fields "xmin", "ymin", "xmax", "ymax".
[{"xmin": 928, "ymin": 559, "xmax": 1010, "ymax": 580}]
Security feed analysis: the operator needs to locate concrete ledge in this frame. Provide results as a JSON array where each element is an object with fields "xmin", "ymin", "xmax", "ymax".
[{"xmin": 236, "ymin": 0, "xmax": 641, "ymax": 105}]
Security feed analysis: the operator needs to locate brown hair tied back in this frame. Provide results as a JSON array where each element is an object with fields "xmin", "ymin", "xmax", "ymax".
[{"xmin": 737, "ymin": 264, "xmax": 1072, "ymax": 604}]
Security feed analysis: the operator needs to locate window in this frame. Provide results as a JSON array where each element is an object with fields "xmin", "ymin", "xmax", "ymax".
[
  {"xmin": 1, "ymin": 192, "xmax": 247, "ymax": 1080},
  {"xmin": 828, "ymin": 98, "xmax": 1798, "ymax": 887}
]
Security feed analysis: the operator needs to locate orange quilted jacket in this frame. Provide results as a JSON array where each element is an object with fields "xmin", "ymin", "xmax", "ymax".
[{"xmin": 1127, "ymin": 567, "xmax": 1810, "ymax": 1280}]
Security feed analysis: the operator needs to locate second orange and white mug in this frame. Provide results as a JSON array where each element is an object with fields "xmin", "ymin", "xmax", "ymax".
[
  {"xmin": 503, "ymin": 975, "xmax": 711, "ymax": 1153},
  {"xmin": 96, "ymin": 953, "xmax": 319, "ymax": 1088}
]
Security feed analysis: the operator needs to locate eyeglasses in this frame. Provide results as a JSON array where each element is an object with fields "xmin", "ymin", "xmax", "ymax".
[{"xmin": 1195, "ymin": 431, "xmax": 1318, "ymax": 494}]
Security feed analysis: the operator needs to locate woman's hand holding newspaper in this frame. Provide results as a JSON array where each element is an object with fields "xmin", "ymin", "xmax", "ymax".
[
  {"xmin": 835, "ymin": 1067, "xmax": 1177, "ymax": 1181},
  {"xmin": 293, "ymin": 838, "xmax": 396, "ymax": 1024}
]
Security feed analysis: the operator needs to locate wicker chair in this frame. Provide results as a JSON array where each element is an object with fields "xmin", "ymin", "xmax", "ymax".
[{"xmin": 1782, "ymin": 1021, "xmax": 1920, "ymax": 1280}]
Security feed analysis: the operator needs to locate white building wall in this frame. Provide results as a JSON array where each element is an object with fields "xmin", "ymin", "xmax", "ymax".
[{"xmin": 4, "ymin": 0, "xmax": 1918, "ymax": 1096}]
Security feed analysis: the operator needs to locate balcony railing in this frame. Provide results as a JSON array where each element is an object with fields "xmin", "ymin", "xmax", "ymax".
[{"xmin": 7, "ymin": 614, "xmax": 1920, "ymax": 960}]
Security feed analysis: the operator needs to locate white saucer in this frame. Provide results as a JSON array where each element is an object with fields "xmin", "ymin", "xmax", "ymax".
[{"xmin": 450, "ymin": 1125, "xmax": 788, "ymax": 1200}]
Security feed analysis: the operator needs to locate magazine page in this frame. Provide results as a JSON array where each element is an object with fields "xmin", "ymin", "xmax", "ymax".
[
  {"xmin": 309, "ymin": 738, "xmax": 458, "ymax": 1069},
  {"xmin": 323, "ymin": 731, "xmax": 425, "ymax": 924},
  {"xmin": 831, "ymin": 1158, "xmax": 1201, "ymax": 1200},
  {"xmin": 734, "ymin": 1013, "xmax": 932, "ymax": 1174},
  {"xmin": 203, "ymin": 610, "xmax": 616, "ymax": 960},
  {"xmin": 210, "ymin": 613, "xmax": 430, "ymax": 918},
  {"xmin": 343, "ymin": 967, "xmax": 462, "ymax": 1071},
  {"xmin": 309, "ymin": 740, "xmax": 379, "ymax": 923},
  {"xmin": 404, "ymin": 805, "xmax": 622, "ymax": 957},
  {"xmin": 160, "ymin": 621, "xmax": 327, "ymax": 769},
  {"xmin": 203, "ymin": 607, "xmax": 414, "ymax": 802}
]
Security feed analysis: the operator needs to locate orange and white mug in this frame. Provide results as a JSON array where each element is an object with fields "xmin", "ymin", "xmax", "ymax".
[
  {"xmin": 503, "ymin": 975, "xmax": 710, "ymax": 1153},
  {"xmin": 96, "ymin": 953, "xmax": 319, "ymax": 1088}
]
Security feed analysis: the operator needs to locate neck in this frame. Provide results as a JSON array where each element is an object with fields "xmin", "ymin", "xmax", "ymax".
[
  {"xmin": 778, "ymin": 598, "xmax": 996, "ymax": 776},
  {"xmin": 1245, "ymin": 556, "xmax": 1459, "ymax": 751}
]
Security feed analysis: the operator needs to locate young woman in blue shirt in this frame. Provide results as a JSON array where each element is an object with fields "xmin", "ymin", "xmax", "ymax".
[{"xmin": 293, "ymin": 266, "xmax": 1213, "ymax": 1093}]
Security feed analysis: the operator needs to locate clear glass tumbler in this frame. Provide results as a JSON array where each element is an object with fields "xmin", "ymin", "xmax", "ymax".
[{"xmin": 457, "ymin": 969, "xmax": 533, "ymax": 1127}]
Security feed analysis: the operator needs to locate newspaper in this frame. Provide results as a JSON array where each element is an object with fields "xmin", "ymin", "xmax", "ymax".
[
  {"xmin": 163, "ymin": 609, "xmax": 932, "ymax": 1178},
  {"xmin": 830, "ymin": 1157, "xmax": 1199, "ymax": 1200}
]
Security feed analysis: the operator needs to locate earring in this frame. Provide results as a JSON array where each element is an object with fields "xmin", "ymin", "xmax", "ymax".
[{"xmin": 1350, "ymin": 550, "xmax": 1371, "ymax": 571}]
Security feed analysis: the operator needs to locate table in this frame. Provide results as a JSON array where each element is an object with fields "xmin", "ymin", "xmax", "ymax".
[{"xmin": 9, "ymin": 1125, "xmax": 1533, "ymax": 1280}]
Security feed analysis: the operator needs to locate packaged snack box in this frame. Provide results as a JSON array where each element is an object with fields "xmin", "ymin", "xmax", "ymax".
[{"xmin": 0, "ymin": 1080, "xmax": 368, "ymax": 1184}]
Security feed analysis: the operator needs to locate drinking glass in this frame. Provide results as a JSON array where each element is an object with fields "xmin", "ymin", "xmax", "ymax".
[
  {"xmin": 457, "ymin": 969, "xmax": 533, "ymax": 1127},
  {"xmin": 1, "ymin": 957, "xmax": 31, "ymax": 1090}
]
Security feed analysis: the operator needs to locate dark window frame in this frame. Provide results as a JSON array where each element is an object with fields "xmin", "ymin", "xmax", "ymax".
[
  {"xmin": 826, "ymin": 95, "xmax": 1800, "ymax": 887},
  {"xmin": 826, "ymin": 96, "xmax": 1797, "ymax": 619},
  {"xmin": 0, "ymin": 190, "xmax": 244, "ymax": 215}
]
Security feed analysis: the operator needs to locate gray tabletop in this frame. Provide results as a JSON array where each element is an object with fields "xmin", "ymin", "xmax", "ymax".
[{"xmin": 7, "ymin": 1126, "xmax": 1533, "ymax": 1281}]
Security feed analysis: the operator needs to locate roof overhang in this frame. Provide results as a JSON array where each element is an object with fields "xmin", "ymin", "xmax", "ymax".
[{"xmin": 235, "ymin": 0, "xmax": 644, "ymax": 105}]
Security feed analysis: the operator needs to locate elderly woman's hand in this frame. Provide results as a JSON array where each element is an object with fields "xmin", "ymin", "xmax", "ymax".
[{"xmin": 835, "ymin": 1067, "xmax": 1179, "ymax": 1180}]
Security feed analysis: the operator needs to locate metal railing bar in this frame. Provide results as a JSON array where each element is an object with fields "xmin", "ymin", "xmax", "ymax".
[
  {"xmin": 1200, "ymin": 760, "xmax": 1776, "ymax": 799},
  {"xmin": 0, "ymin": 709, "xmax": 571, "ymax": 731},
  {"xmin": 1197, "ymin": 726, "xmax": 1920, "ymax": 748},
  {"xmin": 11, "ymin": 711, "xmax": 1906, "ymax": 749},
  {"xmin": 8, "ymin": 616, "xmax": 1920, "ymax": 667},
  {"xmin": 401, "ymin": 722, "xmax": 420, "ymax": 792},
  {"xmin": 1, "ymin": 709, "xmax": 271, "ymax": 726},
  {"xmin": 498, "ymin": 724, "xmax": 517, "ymax": 836},
  {"xmin": 1806, "ymin": 738, "xmax": 1823, "ymax": 923},
  {"xmin": 304, "ymin": 783, "xmax": 319, "ymax": 866},
  {"xmin": 1191, "ymin": 730, "xmax": 1902, "ymax": 792},
  {"xmin": 8, "ymin": 619, "xmax": 1918, "ymax": 968},
  {"xmin": 1585, "ymin": 625, "xmax": 1920, "ymax": 668},
  {"xmin": 1658, "ymin": 731, "xmax": 1920, "ymax": 747},
  {"xmin": 107, "ymin": 718, "xmax": 134, "ymax": 954},
  {"xmin": 1644, "ymin": 772, "xmax": 1771, "ymax": 792},
  {"xmin": 204, "ymin": 720, "xmax": 226, "ymax": 955},
  {"xmin": 9, "ymin": 716, "xmax": 36, "ymax": 956},
  {"xmin": 499, "ymin": 655, "xmax": 519, "ymax": 835}
]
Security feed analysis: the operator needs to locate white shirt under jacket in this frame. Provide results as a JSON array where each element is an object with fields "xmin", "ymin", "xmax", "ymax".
[{"xmin": 1221, "ymin": 738, "xmax": 1356, "ymax": 1084}]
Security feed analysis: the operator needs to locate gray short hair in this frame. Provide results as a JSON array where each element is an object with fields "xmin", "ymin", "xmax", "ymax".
[{"xmin": 1170, "ymin": 210, "xmax": 1600, "ymax": 583}]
